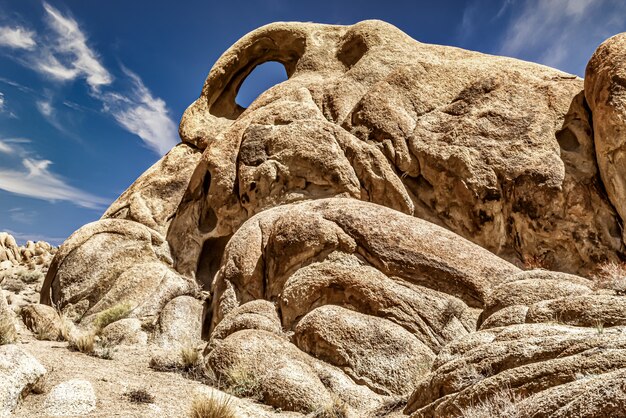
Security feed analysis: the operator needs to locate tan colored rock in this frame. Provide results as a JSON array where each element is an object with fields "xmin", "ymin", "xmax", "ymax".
[
  {"xmin": 44, "ymin": 378, "xmax": 96, "ymax": 416},
  {"xmin": 154, "ymin": 295, "xmax": 204, "ymax": 347},
  {"xmin": 585, "ymin": 32, "xmax": 626, "ymax": 236},
  {"xmin": 40, "ymin": 219, "xmax": 196, "ymax": 326},
  {"xmin": 101, "ymin": 318, "xmax": 147, "ymax": 346},
  {"xmin": 169, "ymin": 20, "xmax": 622, "ymax": 279},
  {"xmin": 405, "ymin": 324, "xmax": 626, "ymax": 417},
  {"xmin": 205, "ymin": 198, "xmax": 517, "ymax": 411},
  {"xmin": 102, "ymin": 143, "xmax": 202, "ymax": 235},
  {"xmin": 20, "ymin": 304, "xmax": 62, "ymax": 339},
  {"xmin": 0, "ymin": 344, "xmax": 46, "ymax": 417}
]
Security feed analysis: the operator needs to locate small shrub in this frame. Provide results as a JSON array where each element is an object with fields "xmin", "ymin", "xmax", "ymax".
[
  {"xmin": 18, "ymin": 270, "xmax": 44, "ymax": 284},
  {"xmin": 125, "ymin": 388, "xmax": 155, "ymax": 404},
  {"xmin": 34, "ymin": 321, "xmax": 60, "ymax": 341},
  {"xmin": 68, "ymin": 332, "xmax": 95, "ymax": 354},
  {"xmin": 443, "ymin": 299, "xmax": 466, "ymax": 324},
  {"xmin": 222, "ymin": 363, "xmax": 262, "ymax": 400},
  {"xmin": 0, "ymin": 315, "xmax": 16, "ymax": 345},
  {"xmin": 181, "ymin": 345, "xmax": 200, "ymax": 371},
  {"xmin": 92, "ymin": 341, "xmax": 115, "ymax": 360},
  {"xmin": 93, "ymin": 302, "xmax": 132, "ymax": 331},
  {"xmin": 311, "ymin": 395, "xmax": 349, "ymax": 418},
  {"xmin": 594, "ymin": 261, "xmax": 626, "ymax": 295},
  {"xmin": 457, "ymin": 389, "xmax": 525, "ymax": 418},
  {"xmin": 189, "ymin": 393, "xmax": 237, "ymax": 418}
]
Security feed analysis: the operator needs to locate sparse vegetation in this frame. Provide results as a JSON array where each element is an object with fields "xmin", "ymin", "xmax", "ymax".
[
  {"xmin": 68, "ymin": 332, "xmax": 95, "ymax": 354},
  {"xmin": 0, "ymin": 314, "xmax": 17, "ymax": 345},
  {"xmin": 18, "ymin": 269, "xmax": 44, "ymax": 284},
  {"xmin": 125, "ymin": 387, "xmax": 155, "ymax": 404},
  {"xmin": 181, "ymin": 344, "xmax": 201, "ymax": 371},
  {"xmin": 456, "ymin": 389, "xmax": 525, "ymax": 418},
  {"xmin": 443, "ymin": 299, "xmax": 466, "ymax": 324},
  {"xmin": 594, "ymin": 261, "xmax": 626, "ymax": 295},
  {"xmin": 311, "ymin": 395, "xmax": 349, "ymax": 418},
  {"xmin": 29, "ymin": 375, "xmax": 48, "ymax": 395},
  {"xmin": 34, "ymin": 321, "xmax": 61, "ymax": 341},
  {"xmin": 93, "ymin": 302, "xmax": 133, "ymax": 331},
  {"xmin": 189, "ymin": 392, "xmax": 237, "ymax": 418},
  {"xmin": 221, "ymin": 363, "xmax": 263, "ymax": 400}
]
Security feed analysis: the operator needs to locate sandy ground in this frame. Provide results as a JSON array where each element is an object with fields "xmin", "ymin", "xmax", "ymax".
[{"xmin": 11, "ymin": 327, "xmax": 298, "ymax": 417}]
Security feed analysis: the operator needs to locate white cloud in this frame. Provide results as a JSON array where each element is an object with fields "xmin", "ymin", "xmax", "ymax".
[
  {"xmin": 498, "ymin": 0, "xmax": 626, "ymax": 74},
  {"xmin": 0, "ymin": 92, "xmax": 4, "ymax": 112},
  {"xmin": 100, "ymin": 68, "xmax": 178, "ymax": 155},
  {"xmin": 0, "ymin": 3, "xmax": 177, "ymax": 155},
  {"xmin": 36, "ymin": 99, "xmax": 52, "ymax": 117},
  {"xmin": 0, "ymin": 26, "xmax": 36, "ymax": 50},
  {"xmin": 0, "ymin": 157, "xmax": 109, "ymax": 209},
  {"xmin": 40, "ymin": 2, "xmax": 112, "ymax": 90},
  {"xmin": 0, "ymin": 140, "xmax": 13, "ymax": 154}
]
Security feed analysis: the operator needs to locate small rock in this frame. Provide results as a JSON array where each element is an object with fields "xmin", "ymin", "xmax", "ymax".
[
  {"xmin": 0, "ymin": 345, "xmax": 46, "ymax": 417},
  {"xmin": 44, "ymin": 379, "xmax": 96, "ymax": 416}
]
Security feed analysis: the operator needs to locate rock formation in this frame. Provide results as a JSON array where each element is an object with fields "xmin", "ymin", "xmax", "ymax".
[{"xmin": 3, "ymin": 19, "xmax": 622, "ymax": 417}]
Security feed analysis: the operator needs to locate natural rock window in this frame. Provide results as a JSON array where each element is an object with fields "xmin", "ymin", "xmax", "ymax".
[{"xmin": 235, "ymin": 61, "xmax": 288, "ymax": 108}]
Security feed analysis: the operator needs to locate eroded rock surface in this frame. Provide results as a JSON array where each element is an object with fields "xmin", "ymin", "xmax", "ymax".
[
  {"xmin": 34, "ymin": 20, "xmax": 626, "ymax": 418},
  {"xmin": 169, "ymin": 20, "xmax": 623, "ymax": 278}
]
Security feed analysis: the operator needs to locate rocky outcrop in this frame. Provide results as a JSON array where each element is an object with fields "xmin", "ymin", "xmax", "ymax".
[
  {"xmin": 35, "ymin": 19, "xmax": 626, "ymax": 418},
  {"xmin": 168, "ymin": 20, "xmax": 622, "ymax": 278}
]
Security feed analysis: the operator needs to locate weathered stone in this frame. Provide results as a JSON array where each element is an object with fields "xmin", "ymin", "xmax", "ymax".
[
  {"xmin": 154, "ymin": 295, "xmax": 203, "ymax": 347},
  {"xmin": 101, "ymin": 318, "xmax": 148, "ymax": 346},
  {"xmin": 169, "ymin": 20, "xmax": 623, "ymax": 279},
  {"xmin": 0, "ymin": 345, "xmax": 46, "ymax": 417},
  {"xmin": 40, "ymin": 219, "xmax": 196, "ymax": 325},
  {"xmin": 44, "ymin": 379, "xmax": 96, "ymax": 416},
  {"xmin": 102, "ymin": 143, "xmax": 202, "ymax": 236}
]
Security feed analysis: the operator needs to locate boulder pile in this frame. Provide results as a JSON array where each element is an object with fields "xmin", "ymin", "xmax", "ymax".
[{"xmin": 31, "ymin": 21, "xmax": 626, "ymax": 417}]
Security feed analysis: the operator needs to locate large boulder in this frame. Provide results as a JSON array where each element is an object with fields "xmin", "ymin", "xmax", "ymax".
[
  {"xmin": 168, "ymin": 20, "xmax": 623, "ymax": 278},
  {"xmin": 40, "ymin": 219, "xmax": 195, "ymax": 327},
  {"xmin": 203, "ymin": 198, "xmax": 518, "ymax": 413},
  {"xmin": 585, "ymin": 33, "xmax": 626, "ymax": 238},
  {"xmin": 102, "ymin": 143, "xmax": 202, "ymax": 236},
  {"xmin": 0, "ymin": 345, "xmax": 46, "ymax": 417}
]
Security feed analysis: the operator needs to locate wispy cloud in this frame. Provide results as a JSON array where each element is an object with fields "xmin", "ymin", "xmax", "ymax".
[
  {"xmin": 0, "ymin": 3, "xmax": 178, "ymax": 155},
  {"xmin": 498, "ymin": 0, "xmax": 626, "ymax": 75},
  {"xmin": 100, "ymin": 67, "xmax": 178, "ymax": 155},
  {"xmin": 0, "ymin": 158, "xmax": 109, "ymax": 209},
  {"xmin": 0, "ymin": 92, "xmax": 4, "ymax": 112},
  {"xmin": 8, "ymin": 207, "xmax": 36, "ymax": 224},
  {"xmin": 0, "ymin": 138, "xmax": 109, "ymax": 209},
  {"xmin": 39, "ymin": 2, "xmax": 112, "ymax": 90},
  {"xmin": 0, "ymin": 26, "xmax": 36, "ymax": 50}
]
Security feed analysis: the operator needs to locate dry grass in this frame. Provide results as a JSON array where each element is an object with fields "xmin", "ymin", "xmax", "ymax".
[
  {"xmin": 457, "ymin": 389, "xmax": 525, "ymax": 418},
  {"xmin": 68, "ymin": 332, "xmax": 95, "ymax": 354},
  {"xmin": 18, "ymin": 269, "xmax": 44, "ymax": 284},
  {"xmin": 0, "ymin": 314, "xmax": 16, "ymax": 345},
  {"xmin": 93, "ymin": 302, "xmax": 132, "ymax": 331},
  {"xmin": 189, "ymin": 393, "xmax": 237, "ymax": 418},
  {"xmin": 125, "ymin": 387, "xmax": 155, "ymax": 404},
  {"xmin": 34, "ymin": 321, "xmax": 61, "ymax": 341},
  {"xmin": 594, "ymin": 261, "xmax": 626, "ymax": 295},
  {"xmin": 311, "ymin": 395, "xmax": 349, "ymax": 418},
  {"xmin": 181, "ymin": 345, "xmax": 201, "ymax": 371},
  {"xmin": 222, "ymin": 363, "xmax": 262, "ymax": 400}
]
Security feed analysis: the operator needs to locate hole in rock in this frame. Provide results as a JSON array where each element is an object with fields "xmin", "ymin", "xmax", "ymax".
[
  {"xmin": 236, "ymin": 61, "xmax": 288, "ymax": 108},
  {"xmin": 556, "ymin": 127, "xmax": 580, "ymax": 152},
  {"xmin": 196, "ymin": 235, "xmax": 231, "ymax": 291}
]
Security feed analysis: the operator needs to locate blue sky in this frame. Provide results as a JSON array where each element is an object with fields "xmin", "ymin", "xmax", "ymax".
[{"xmin": 0, "ymin": 0, "xmax": 624, "ymax": 245}]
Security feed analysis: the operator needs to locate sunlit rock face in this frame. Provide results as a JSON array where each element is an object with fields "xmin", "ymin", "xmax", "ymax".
[
  {"xmin": 168, "ymin": 20, "xmax": 622, "ymax": 282},
  {"xmin": 39, "ymin": 20, "xmax": 626, "ymax": 417}
]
